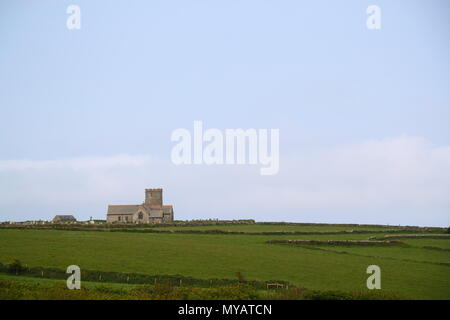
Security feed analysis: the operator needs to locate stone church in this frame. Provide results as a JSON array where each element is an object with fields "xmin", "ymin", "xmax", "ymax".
[{"xmin": 106, "ymin": 188, "xmax": 174, "ymax": 224}]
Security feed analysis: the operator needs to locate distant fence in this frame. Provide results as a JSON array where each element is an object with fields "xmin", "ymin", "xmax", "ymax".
[{"xmin": 0, "ymin": 262, "xmax": 293, "ymax": 290}]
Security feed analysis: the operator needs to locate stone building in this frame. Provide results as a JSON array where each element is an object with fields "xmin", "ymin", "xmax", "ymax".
[
  {"xmin": 53, "ymin": 215, "xmax": 77, "ymax": 223},
  {"xmin": 106, "ymin": 188, "xmax": 174, "ymax": 224}
]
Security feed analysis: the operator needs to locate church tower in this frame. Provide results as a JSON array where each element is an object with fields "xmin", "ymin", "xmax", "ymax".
[{"xmin": 145, "ymin": 188, "xmax": 163, "ymax": 206}]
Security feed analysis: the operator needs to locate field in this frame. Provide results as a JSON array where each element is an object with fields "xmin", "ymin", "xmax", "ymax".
[{"xmin": 0, "ymin": 222, "xmax": 449, "ymax": 300}]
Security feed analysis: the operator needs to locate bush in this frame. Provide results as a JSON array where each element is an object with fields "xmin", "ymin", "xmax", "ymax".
[
  {"xmin": 7, "ymin": 259, "xmax": 26, "ymax": 275},
  {"xmin": 302, "ymin": 290, "xmax": 401, "ymax": 300},
  {"xmin": 0, "ymin": 279, "xmax": 403, "ymax": 300},
  {"xmin": 235, "ymin": 272, "xmax": 245, "ymax": 282},
  {"xmin": 149, "ymin": 282, "xmax": 177, "ymax": 299},
  {"xmin": 206, "ymin": 285, "xmax": 259, "ymax": 300}
]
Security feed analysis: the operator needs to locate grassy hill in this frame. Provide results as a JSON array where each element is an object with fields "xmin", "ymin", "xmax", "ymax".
[{"xmin": 0, "ymin": 222, "xmax": 449, "ymax": 299}]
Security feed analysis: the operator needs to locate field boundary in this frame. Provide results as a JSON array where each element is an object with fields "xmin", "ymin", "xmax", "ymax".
[
  {"xmin": 266, "ymin": 239, "xmax": 405, "ymax": 246},
  {"xmin": 267, "ymin": 242, "xmax": 450, "ymax": 267},
  {"xmin": 422, "ymin": 246, "xmax": 450, "ymax": 252},
  {"xmin": 0, "ymin": 225, "xmax": 442, "ymax": 236},
  {"xmin": 376, "ymin": 234, "xmax": 450, "ymax": 240},
  {"xmin": 0, "ymin": 262, "xmax": 294, "ymax": 290}
]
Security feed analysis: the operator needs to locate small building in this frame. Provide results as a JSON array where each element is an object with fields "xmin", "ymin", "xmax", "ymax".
[
  {"xmin": 107, "ymin": 188, "xmax": 174, "ymax": 224},
  {"xmin": 52, "ymin": 215, "xmax": 77, "ymax": 223}
]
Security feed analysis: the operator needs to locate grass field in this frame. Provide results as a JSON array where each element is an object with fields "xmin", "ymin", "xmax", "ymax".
[
  {"xmin": 0, "ymin": 223, "xmax": 449, "ymax": 300},
  {"xmin": 147, "ymin": 224, "xmax": 401, "ymax": 232}
]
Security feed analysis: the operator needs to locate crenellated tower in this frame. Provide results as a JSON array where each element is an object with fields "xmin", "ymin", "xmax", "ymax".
[{"xmin": 145, "ymin": 188, "xmax": 163, "ymax": 206}]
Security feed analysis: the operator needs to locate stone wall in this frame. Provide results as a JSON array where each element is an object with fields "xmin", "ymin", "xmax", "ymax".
[{"xmin": 106, "ymin": 214, "xmax": 133, "ymax": 223}]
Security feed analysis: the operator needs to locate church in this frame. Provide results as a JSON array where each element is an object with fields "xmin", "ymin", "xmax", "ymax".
[{"xmin": 106, "ymin": 188, "xmax": 174, "ymax": 224}]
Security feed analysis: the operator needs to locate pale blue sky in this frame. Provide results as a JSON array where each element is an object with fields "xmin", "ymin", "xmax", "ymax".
[{"xmin": 0, "ymin": 1, "xmax": 449, "ymax": 226}]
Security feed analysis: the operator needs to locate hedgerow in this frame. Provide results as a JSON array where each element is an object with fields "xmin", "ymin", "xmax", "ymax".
[
  {"xmin": 0, "ymin": 279, "xmax": 402, "ymax": 300},
  {"xmin": 0, "ymin": 224, "xmax": 440, "ymax": 236},
  {"xmin": 266, "ymin": 240, "xmax": 405, "ymax": 246},
  {"xmin": 0, "ymin": 260, "xmax": 291, "ymax": 290}
]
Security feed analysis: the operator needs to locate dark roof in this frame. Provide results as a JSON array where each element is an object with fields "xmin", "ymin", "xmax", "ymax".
[
  {"xmin": 107, "ymin": 205, "xmax": 140, "ymax": 216},
  {"xmin": 53, "ymin": 215, "xmax": 76, "ymax": 221}
]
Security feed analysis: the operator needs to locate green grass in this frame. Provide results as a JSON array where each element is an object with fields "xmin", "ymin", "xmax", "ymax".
[
  {"xmin": 398, "ymin": 238, "xmax": 450, "ymax": 250},
  {"xmin": 0, "ymin": 273, "xmax": 138, "ymax": 290},
  {"xmin": 142, "ymin": 223, "xmax": 434, "ymax": 233},
  {"xmin": 0, "ymin": 227, "xmax": 449, "ymax": 299},
  {"xmin": 151, "ymin": 224, "xmax": 381, "ymax": 232},
  {"xmin": 295, "ymin": 243, "xmax": 450, "ymax": 264},
  {"xmin": 0, "ymin": 274, "xmax": 401, "ymax": 300}
]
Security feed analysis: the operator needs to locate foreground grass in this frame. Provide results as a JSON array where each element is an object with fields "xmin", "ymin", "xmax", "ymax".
[
  {"xmin": 0, "ymin": 227, "xmax": 449, "ymax": 299},
  {"xmin": 0, "ymin": 273, "xmax": 137, "ymax": 290},
  {"xmin": 0, "ymin": 274, "xmax": 401, "ymax": 300}
]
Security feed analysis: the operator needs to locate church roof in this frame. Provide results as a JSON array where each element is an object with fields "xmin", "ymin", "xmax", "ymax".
[{"xmin": 107, "ymin": 205, "xmax": 139, "ymax": 216}]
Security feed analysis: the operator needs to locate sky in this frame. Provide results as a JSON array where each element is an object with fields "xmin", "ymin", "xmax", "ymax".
[{"xmin": 0, "ymin": 0, "xmax": 449, "ymax": 226}]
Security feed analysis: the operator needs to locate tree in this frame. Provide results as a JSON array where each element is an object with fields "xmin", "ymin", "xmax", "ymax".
[{"xmin": 8, "ymin": 259, "xmax": 25, "ymax": 275}]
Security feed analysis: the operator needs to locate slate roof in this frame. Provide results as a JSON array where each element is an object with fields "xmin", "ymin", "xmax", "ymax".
[
  {"xmin": 107, "ymin": 205, "xmax": 140, "ymax": 216},
  {"xmin": 53, "ymin": 215, "xmax": 76, "ymax": 221},
  {"xmin": 107, "ymin": 204, "xmax": 169, "ymax": 218}
]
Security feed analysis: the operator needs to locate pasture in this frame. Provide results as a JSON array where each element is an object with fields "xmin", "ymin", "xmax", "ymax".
[{"xmin": 0, "ymin": 223, "xmax": 449, "ymax": 299}]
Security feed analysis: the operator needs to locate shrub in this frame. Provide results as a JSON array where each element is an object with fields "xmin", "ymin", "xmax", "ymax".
[
  {"xmin": 150, "ymin": 282, "xmax": 177, "ymax": 299},
  {"xmin": 204, "ymin": 285, "xmax": 259, "ymax": 300},
  {"xmin": 7, "ymin": 259, "xmax": 26, "ymax": 275},
  {"xmin": 235, "ymin": 272, "xmax": 245, "ymax": 282},
  {"xmin": 132, "ymin": 282, "xmax": 178, "ymax": 300},
  {"xmin": 302, "ymin": 290, "xmax": 401, "ymax": 300},
  {"xmin": 269, "ymin": 287, "xmax": 309, "ymax": 300}
]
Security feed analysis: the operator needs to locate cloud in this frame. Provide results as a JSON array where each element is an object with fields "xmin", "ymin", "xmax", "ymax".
[
  {"xmin": 281, "ymin": 136, "xmax": 450, "ymax": 209},
  {"xmin": 0, "ymin": 136, "xmax": 449, "ymax": 226},
  {"xmin": 0, "ymin": 154, "xmax": 151, "ymax": 171}
]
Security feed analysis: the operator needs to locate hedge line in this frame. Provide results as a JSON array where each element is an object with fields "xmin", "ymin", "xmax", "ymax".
[
  {"xmin": 0, "ymin": 261, "xmax": 292, "ymax": 290},
  {"xmin": 422, "ymin": 246, "xmax": 450, "ymax": 252},
  {"xmin": 2, "ymin": 220, "xmax": 444, "ymax": 232},
  {"xmin": 267, "ymin": 240, "xmax": 405, "ymax": 246},
  {"xmin": 380, "ymin": 234, "xmax": 450, "ymax": 240},
  {"xmin": 0, "ymin": 225, "xmax": 440, "ymax": 236},
  {"xmin": 1, "ymin": 220, "xmax": 256, "ymax": 229},
  {"xmin": 258, "ymin": 221, "xmax": 437, "ymax": 229}
]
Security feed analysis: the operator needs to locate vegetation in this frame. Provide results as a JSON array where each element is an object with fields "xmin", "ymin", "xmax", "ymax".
[
  {"xmin": 0, "ymin": 275, "xmax": 401, "ymax": 300},
  {"xmin": 6, "ymin": 259, "xmax": 26, "ymax": 275},
  {"xmin": 1, "ymin": 222, "xmax": 444, "ymax": 235},
  {"xmin": 0, "ymin": 260, "xmax": 291, "ymax": 289},
  {"xmin": 0, "ymin": 223, "xmax": 449, "ymax": 300}
]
